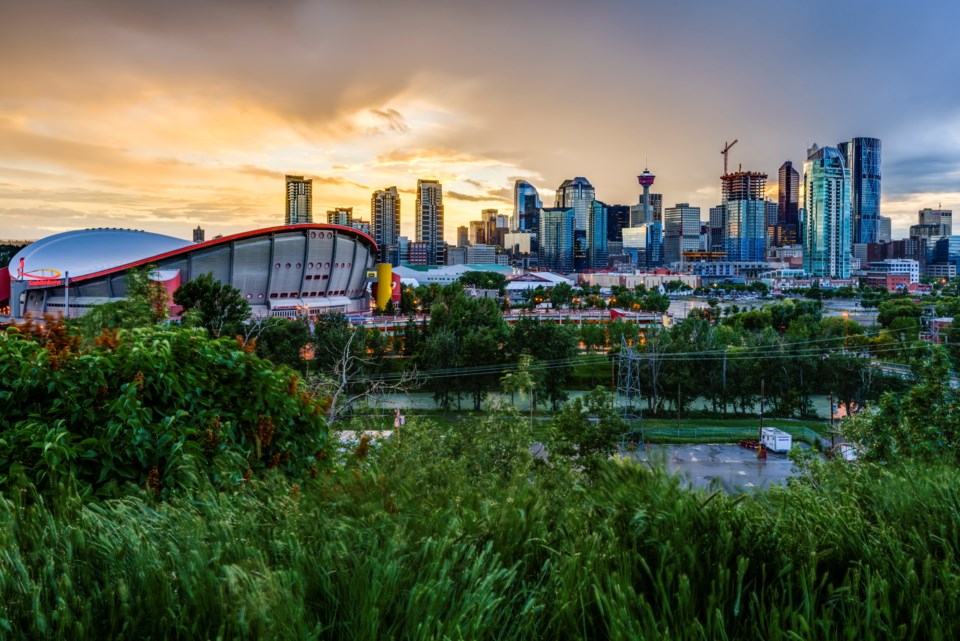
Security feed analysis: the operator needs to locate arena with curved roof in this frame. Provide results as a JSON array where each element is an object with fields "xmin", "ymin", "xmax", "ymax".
[{"xmin": 1, "ymin": 224, "xmax": 377, "ymax": 320}]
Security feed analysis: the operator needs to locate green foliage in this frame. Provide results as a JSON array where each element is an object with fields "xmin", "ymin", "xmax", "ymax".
[
  {"xmin": 549, "ymin": 281, "xmax": 574, "ymax": 308},
  {"xmin": 0, "ymin": 326, "xmax": 327, "ymax": 497},
  {"xmin": 844, "ymin": 346, "xmax": 960, "ymax": 463},
  {"xmin": 173, "ymin": 272, "xmax": 251, "ymax": 337},
  {"xmin": 254, "ymin": 317, "xmax": 311, "ymax": 368},
  {"xmin": 75, "ymin": 265, "xmax": 169, "ymax": 344},
  {"xmin": 459, "ymin": 270, "xmax": 508, "ymax": 292},
  {"xmin": 4, "ymin": 432, "xmax": 960, "ymax": 638},
  {"xmin": 876, "ymin": 297, "xmax": 922, "ymax": 329},
  {"xmin": 508, "ymin": 317, "xmax": 579, "ymax": 408},
  {"xmin": 549, "ymin": 387, "xmax": 626, "ymax": 474}
]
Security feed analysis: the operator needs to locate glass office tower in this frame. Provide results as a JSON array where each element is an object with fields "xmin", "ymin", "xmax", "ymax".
[
  {"xmin": 838, "ymin": 137, "xmax": 881, "ymax": 245},
  {"xmin": 803, "ymin": 146, "xmax": 852, "ymax": 278}
]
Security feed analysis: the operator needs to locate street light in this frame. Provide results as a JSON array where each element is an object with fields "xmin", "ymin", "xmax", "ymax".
[{"xmin": 842, "ymin": 311, "xmax": 849, "ymax": 350}]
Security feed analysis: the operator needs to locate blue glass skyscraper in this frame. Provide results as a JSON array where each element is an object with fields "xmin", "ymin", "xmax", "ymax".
[
  {"xmin": 539, "ymin": 207, "xmax": 575, "ymax": 273},
  {"xmin": 512, "ymin": 180, "xmax": 541, "ymax": 232},
  {"xmin": 587, "ymin": 200, "xmax": 608, "ymax": 269},
  {"xmin": 838, "ymin": 137, "xmax": 881, "ymax": 245},
  {"xmin": 802, "ymin": 146, "xmax": 851, "ymax": 278}
]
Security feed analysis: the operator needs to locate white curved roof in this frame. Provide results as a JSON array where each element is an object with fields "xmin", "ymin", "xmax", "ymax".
[{"xmin": 10, "ymin": 228, "xmax": 192, "ymax": 280}]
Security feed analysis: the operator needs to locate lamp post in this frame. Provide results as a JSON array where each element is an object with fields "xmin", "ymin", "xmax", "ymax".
[{"xmin": 842, "ymin": 311, "xmax": 849, "ymax": 351}]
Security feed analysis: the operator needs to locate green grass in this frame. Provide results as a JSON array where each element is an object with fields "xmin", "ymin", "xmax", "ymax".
[{"xmin": 2, "ymin": 418, "xmax": 960, "ymax": 639}]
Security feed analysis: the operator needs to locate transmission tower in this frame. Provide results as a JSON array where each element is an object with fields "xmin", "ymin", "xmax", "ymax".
[{"xmin": 616, "ymin": 335, "xmax": 644, "ymax": 426}]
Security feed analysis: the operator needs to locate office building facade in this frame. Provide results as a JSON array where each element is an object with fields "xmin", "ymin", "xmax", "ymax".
[
  {"xmin": 776, "ymin": 161, "xmax": 800, "ymax": 247},
  {"xmin": 663, "ymin": 203, "xmax": 702, "ymax": 265},
  {"xmin": 539, "ymin": 207, "xmax": 575, "ymax": 273},
  {"xmin": 838, "ymin": 137, "xmax": 881, "ymax": 245},
  {"xmin": 586, "ymin": 201, "xmax": 609, "ymax": 269},
  {"xmin": 513, "ymin": 180, "xmax": 542, "ymax": 232},
  {"xmin": 555, "ymin": 177, "xmax": 595, "ymax": 231}
]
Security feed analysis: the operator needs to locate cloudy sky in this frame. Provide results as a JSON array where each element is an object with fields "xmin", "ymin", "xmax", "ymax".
[{"xmin": 2, "ymin": 0, "xmax": 958, "ymax": 242}]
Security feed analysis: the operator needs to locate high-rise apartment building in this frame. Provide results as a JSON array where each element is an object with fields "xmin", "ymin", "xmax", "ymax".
[
  {"xmin": 513, "ymin": 180, "xmax": 542, "ymax": 232},
  {"xmin": 663, "ymin": 203, "xmax": 702, "ymax": 265},
  {"xmin": 555, "ymin": 177, "xmax": 595, "ymax": 231},
  {"xmin": 415, "ymin": 179, "xmax": 444, "ymax": 266},
  {"xmin": 802, "ymin": 145, "xmax": 851, "ymax": 278},
  {"xmin": 372, "ymin": 187, "xmax": 400, "ymax": 264},
  {"xmin": 838, "ymin": 137, "xmax": 881, "ymax": 245},
  {"xmin": 777, "ymin": 161, "xmax": 800, "ymax": 246},
  {"xmin": 285, "ymin": 175, "xmax": 313, "ymax": 225},
  {"xmin": 722, "ymin": 171, "xmax": 767, "ymax": 261},
  {"xmin": 539, "ymin": 207, "xmax": 575, "ymax": 273},
  {"xmin": 587, "ymin": 201, "xmax": 609, "ymax": 269},
  {"xmin": 327, "ymin": 207, "xmax": 353, "ymax": 227}
]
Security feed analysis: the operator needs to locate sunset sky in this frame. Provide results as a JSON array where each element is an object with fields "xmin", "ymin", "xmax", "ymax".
[{"xmin": 2, "ymin": 0, "xmax": 958, "ymax": 243}]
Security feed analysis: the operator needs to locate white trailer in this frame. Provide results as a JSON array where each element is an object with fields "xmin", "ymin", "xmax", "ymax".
[{"xmin": 761, "ymin": 427, "xmax": 792, "ymax": 453}]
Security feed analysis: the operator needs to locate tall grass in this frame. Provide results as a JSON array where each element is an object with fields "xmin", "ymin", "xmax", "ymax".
[{"xmin": 1, "ymin": 420, "xmax": 959, "ymax": 639}]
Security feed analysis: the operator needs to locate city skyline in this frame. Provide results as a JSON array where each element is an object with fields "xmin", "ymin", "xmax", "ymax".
[{"xmin": 1, "ymin": 1, "xmax": 958, "ymax": 243}]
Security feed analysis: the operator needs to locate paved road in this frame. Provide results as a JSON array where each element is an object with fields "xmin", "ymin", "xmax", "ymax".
[{"xmin": 623, "ymin": 442, "xmax": 802, "ymax": 492}]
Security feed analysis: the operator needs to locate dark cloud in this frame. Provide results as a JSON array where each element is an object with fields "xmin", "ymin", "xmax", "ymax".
[{"xmin": 884, "ymin": 153, "xmax": 960, "ymax": 197}]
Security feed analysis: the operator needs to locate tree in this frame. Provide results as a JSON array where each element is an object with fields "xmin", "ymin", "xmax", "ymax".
[
  {"xmin": 255, "ymin": 317, "xmax": 312, "ymax": 369},
  {"xmin": 75, "ymin": 265, "xmax": 169, "ymax": 344},
  {"xmin": 459, "ymin": 271, "xmax": 507, "ymax": 292},
  {"xmin": 844, "ymin": 346, "xmax": 960, "ymax": 463},
  {"xmin": 550, "ymin": 282, "xmax": 574, "ymax": 309},
  {"xmin": 508, "ymin": 317, "xmax": 579, "ymax": 409},
  {"xmin": 549, "ymin": 387, "xmax": 626, "ymax": 476},
  {"xmin": 173, "ymin": 273, "xmax": 250, "ymax": 337}
]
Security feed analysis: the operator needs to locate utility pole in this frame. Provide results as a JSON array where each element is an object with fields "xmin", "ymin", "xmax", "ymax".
[{"xmin": 759, "ymin": 379, "xmax": 764, "ymax": 442}]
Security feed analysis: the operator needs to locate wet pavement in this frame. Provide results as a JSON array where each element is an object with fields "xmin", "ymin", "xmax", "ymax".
[{"xmin": 623, "ymin": 442, "xmax": 802, "ymax": 492}]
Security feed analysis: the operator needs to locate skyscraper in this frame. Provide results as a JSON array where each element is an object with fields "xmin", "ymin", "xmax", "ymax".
[
  {"xmin": 663, "ymin": 203, "xmax": 702, "ymax": 265},
  {"xmin": 555, "ymin": 177, "xmax": 595, "ymax": 231},
  {"xmin": 709, "ymin": 205, "xmax": 726, "ymax": 252},
  {"xmin": 539, "ymin": 207, "xmax": 575, "ymax": 273},
  {"xmin": 878, "ymin": 216, "xmax": 892, "ymax": 243},
  {"xmin": 457, "ymin": 226, "xmax": 469, "ymax": 247},
  {"xmin": 372, "ymin": 187, "xmax": 400, "ymax": 264},
  {"xmin": 285, "ymin": 175, "xmax": 313, "ymax": 225},
  {"xmin": 606, "ymin": 205, "xmax": 631, "ymax": 242},
  {"xmin": 838, "ymin": 137, "xmax": 881, "ymax": 245},
  {"xmin": 587, "ymin": 201, "xmax": 609, "ymax": 269},
  {"xmin": 777, "ymin": 161, "xmax": 800, "ymax": 246},
  {"xmin": 415, "ymin": 179, "xmax": 445, "ymax": 266},
  {"xmin": 802, "ymin": 145, "xmax": 851, "ymax": 278},
  {"xmin": 722, "ymin": 171, "xmax": 767, "ymax": 261},
  {"xmin": 513, "ymin": 180, "xmax": 542, "ymax": 232}
]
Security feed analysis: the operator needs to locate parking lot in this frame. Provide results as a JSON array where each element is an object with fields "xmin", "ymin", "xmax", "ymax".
[{"xmin": 624, "ymin": 442, "xmax": 802, "ymax": 492}]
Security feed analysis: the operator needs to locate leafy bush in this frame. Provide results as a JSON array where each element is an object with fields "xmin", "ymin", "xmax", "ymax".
[{"xmin": 0, "ymin": 325, "xmax": 328, "ymax": 498}]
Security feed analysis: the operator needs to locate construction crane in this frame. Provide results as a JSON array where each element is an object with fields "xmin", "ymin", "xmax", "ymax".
[{"xmin": 721, "ymin": 139, "xmax": 738, "ymax": 175}]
